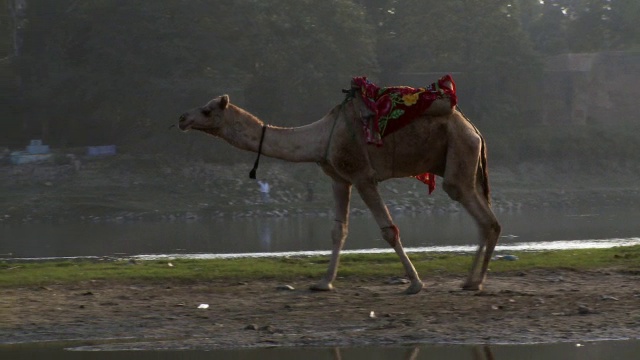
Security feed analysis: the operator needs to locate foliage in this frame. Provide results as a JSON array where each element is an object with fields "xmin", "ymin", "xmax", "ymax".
[
  {"xmin": 234, "ymin": 0, "xmax": 379, "ymax": 124},
  {"xmin": 526, "ymin": 0, "xmax": 640, "ymax": 54},
  {"xmin": 373, "ymin": 0, "xmax": 544, "ymax": 129},
  {"xmin": 2, "ymin": 0, "xmax": 640, "ymax": 165},
  {"xmin": 8, "ymin": 0, "xmax": 377, "ymax": 150},
  {"xmin": 490, "ymin": 122, "xmax": 640, "ymax": 172}
]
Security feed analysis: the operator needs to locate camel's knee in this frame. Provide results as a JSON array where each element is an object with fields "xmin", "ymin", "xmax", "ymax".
[
  {"xmin": 477, "ymin": 220, "xmax": 501, "ymax": 259},
  {"xmin": 381, "ymin": 224, "xmax": 400, "ymax": 248},
  {"xmin": 478, "ymin": 218, "xmax": 501, "ymax": 240},
  {"xmin": 487, "ymin": 221, "xmax": 502, "ymax": 243},
  {"xmin": 492, "ymin": 221, "xmax": 502, "ymax": 236}
]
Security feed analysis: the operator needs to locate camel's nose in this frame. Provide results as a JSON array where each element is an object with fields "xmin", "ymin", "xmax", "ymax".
[{"xmin": 178, "ymin": 113, "xmax": 191, "ymax": 130}]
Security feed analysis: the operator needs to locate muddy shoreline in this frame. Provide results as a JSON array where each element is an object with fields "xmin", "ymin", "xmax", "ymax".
[{"xmin": 2, "ymin": 269, "xmax": 639, "ymax": 349}]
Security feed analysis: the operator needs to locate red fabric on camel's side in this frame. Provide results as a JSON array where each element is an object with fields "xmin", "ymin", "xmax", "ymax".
[{"xmin": 414, "ymin": 173, "xmax": 436, "ymax": 195}]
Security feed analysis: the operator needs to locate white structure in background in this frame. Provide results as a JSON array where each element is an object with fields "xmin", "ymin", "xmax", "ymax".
[{"xmin": 10, "ymin": 139, "xmax": 52, "ymax": 164}]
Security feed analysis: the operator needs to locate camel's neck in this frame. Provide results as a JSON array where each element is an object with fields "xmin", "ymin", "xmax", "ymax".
[{"xmin": 218, "ymin": 104, "xmax": 333, "ymax": 163}]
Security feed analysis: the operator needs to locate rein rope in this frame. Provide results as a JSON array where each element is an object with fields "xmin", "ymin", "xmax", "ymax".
[
  {"xmin": 323, "ymin": 88, "xmax": 359, "ymax": 161},
  {"xmin": 249, "ymin": 125, "xmax": 267, "ymax": 179}
]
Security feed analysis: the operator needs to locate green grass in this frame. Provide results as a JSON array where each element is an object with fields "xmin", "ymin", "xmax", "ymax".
[{"xmin": 1, "ymin": 246, "xmax": 639, "ymax": 288}]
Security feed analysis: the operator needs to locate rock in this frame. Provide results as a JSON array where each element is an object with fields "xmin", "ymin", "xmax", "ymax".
[
  {"xmin": 259, "ymin": 325, "xmax": 277, "ymax": 333},
  {"xmin": 276, "ymin": 284, "xmax": 295, "ymax": 291},
  {"xmin": 244, "ymin": 324, "xmax": 258, "ymax": 330},
  {"xmin": 493, "ymin": 254, "xmax": 519, "ymax": 261},
  {"xmin": 386, "ymin": 276, "xmax": 410, "ymax": 285},
  {"xmin": 578, "ymin": 304, "xmax": 595, "ymax": 315}
]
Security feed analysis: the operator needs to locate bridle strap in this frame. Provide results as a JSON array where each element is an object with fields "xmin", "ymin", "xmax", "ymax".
[{"xmin": 249, "ymin": 125, "xmax": 267, "ymax": 179}]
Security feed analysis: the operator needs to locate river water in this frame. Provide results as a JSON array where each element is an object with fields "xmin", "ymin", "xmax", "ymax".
[
  {"xmin": 2, "ymin": 340, "xmax": 640, "ymax": 359},
  {"xmin": 1, "ymin": 206, "xmax": 640, "ymax": 260}
]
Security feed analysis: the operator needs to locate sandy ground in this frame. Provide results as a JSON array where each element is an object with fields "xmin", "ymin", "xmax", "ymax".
[{"xmin": 1, "ymin": 268, "xmax": 639, "ymax": 350}]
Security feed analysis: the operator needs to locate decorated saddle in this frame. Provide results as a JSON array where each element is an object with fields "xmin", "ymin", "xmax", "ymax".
[
  {"xmin": 351, "ymin": 74, "xmax": 457, "ymax": 144},
  {"xmin": 349, "ymin": 74, "xmax": 457, "ymax": 194}
]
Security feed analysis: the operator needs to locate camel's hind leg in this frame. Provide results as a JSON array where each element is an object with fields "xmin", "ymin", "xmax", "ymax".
[
  {"xmin": 462, "ymin": 193, "xmax": 501, "ymax": 290},
  {"xmin": 443, "ymin": 182, "xmax": 501, "ymax": 291},
  {"xmin": 443, "ymin": 131, "xmax": 501, "ymax": 291},
  {"xmin": 310, "ymin": 181, "xmax": 352, "ymax": 291},
  {"xmin": 354, "ymin": 179, "xmax": 423, "ymax": 294}
]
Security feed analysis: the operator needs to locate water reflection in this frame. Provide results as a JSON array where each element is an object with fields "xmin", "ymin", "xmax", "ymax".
[
  {"xmin": 472, "ymin": 345, "xmax": 494, "ymax": 360},
  {"xmin": 257, "ymin": 219, "xmax": 272, "ymax": 251},
  {"xmin": 1, "ymin": 207, "xmax": 640, "ymax": 259},
  {"xmin": 1, "ymin": 341, "xmax": 640, "ymax": 359}
]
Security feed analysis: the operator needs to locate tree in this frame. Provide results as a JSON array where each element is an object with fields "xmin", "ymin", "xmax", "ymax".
[
  {"xmin": 10, "ymin": 0, "xmax": 378, "ymax": 152},
  {"xmin": 1, "ymin": 0, "xmax": 27, "ymax": 146},
  {"xmin": 526, "ymin": 0, "xmax": 640, "ymax": 54},
  {"xmin": 234, "ymin": 0, "xmax": 378, "ymax": 125},
  {"xmin": 368, "ymin": 0, "xmax": 543, "ymax": 130}
]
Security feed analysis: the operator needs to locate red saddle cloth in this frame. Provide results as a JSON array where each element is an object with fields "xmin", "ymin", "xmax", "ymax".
[{"xmin": 351, "ymin": 74, "xmax": 457, "ymax": 194}]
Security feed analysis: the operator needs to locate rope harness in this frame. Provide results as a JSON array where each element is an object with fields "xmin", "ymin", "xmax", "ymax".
[{"xmin": 249, "ymin": 125, "xmax": 267, "ymax": 179}]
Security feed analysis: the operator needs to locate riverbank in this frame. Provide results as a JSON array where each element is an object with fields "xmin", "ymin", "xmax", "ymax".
[
  {"xmin": 1, "ymin": 247, "xmax": 639, "ymax": 348},
  {"xmin": 1, "ymin": 155, "xmax": 639, "ymax": 224}
]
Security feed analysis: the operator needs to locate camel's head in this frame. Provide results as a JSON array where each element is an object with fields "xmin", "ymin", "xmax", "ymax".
[{"xmin": 178, "ymin": 95, "xmax": 230, "ymax": 134}]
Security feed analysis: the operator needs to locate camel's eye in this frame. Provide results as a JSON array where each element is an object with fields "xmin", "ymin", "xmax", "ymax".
[{"xmin": 201, "ymin": 108, "xmax": 212, "ymax": 117}]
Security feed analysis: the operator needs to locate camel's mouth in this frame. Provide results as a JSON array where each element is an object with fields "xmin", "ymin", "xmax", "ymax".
[
  {"xmin": 178, "ymin": 112, "xmax": 194, "ymax": 131},
  {"xmin": 178, "ymin": 120, "xmax": 193, "ymax": 131}
]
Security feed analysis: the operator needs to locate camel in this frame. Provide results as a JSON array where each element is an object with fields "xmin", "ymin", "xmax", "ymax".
[{"xmin": 177, "ymin": 88, "xmax": 501, "ymax": 294}]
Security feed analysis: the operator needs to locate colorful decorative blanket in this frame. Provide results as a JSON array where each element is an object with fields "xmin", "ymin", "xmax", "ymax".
[
  {"xmin": 351, "ymin": 74, "xmax": 457, "ymax": 194},
  {"xmin": 352, "ymin": 74, "xmax": 457, "ymax": 144}
]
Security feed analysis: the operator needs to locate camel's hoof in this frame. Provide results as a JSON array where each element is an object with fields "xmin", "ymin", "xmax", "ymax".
[
  {"xmin": 310, "ymin": 282, "xmax": 334, "ymax": 292},
  {"xmin": 462, "ymin": 282, "xmax": 483, "ymax": 291},
  {"xmin": 404, "ymin": 281, "xmax": 424, "ymax": 295}
]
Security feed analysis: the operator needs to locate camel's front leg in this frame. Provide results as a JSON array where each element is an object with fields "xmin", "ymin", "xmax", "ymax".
[
  {"xmin": 310, "ymin": 181, "xmax": 351, "ymax": 291},
  {"xmin": 355, "ymin": 181, "xmax": 423, "ymax": 294}
]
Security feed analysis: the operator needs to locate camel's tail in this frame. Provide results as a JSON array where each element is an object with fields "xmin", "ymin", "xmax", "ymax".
[
  {"xmin": 479, "ymin": 133, "xmax": 491, "ymax": 206},
  {"xmin": 456, "ymin": 107, "xmax": 491, "ymax": 206}
]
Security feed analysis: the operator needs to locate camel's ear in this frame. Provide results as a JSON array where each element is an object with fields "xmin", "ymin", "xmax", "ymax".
[{"xmin": 219, "ymin": 95, "xmax": 229, "ymax": 109}]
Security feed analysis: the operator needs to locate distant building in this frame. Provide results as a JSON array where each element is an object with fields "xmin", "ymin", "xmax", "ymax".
[
  {"xmin": 26, "ymin": 139, "xmax": 49, "ymax": 154},
  {"xmin": 86, "ymin": 145, "xmax": 117, "ymax": 157},
  {"xmin": 543, "ymin": 51, "xmax": 640, "ymax": 126},
  {"xmin": 10, "ymin": 139, "xmax": 52, "ymax": 165}
]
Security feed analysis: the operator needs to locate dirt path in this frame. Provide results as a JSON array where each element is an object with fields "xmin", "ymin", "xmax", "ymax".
[{"xmin": 1, "ymin": 268, "xmax": 639, "ymax": 350}]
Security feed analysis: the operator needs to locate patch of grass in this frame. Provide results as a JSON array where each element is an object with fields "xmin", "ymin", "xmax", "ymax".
[
  {"xmin": 1, "ymin": 246, "xmax": 639, "ymax": 288},
  {"xmin": 486, "ymin": 246, "xmax": 640, "ymax": 272}
]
